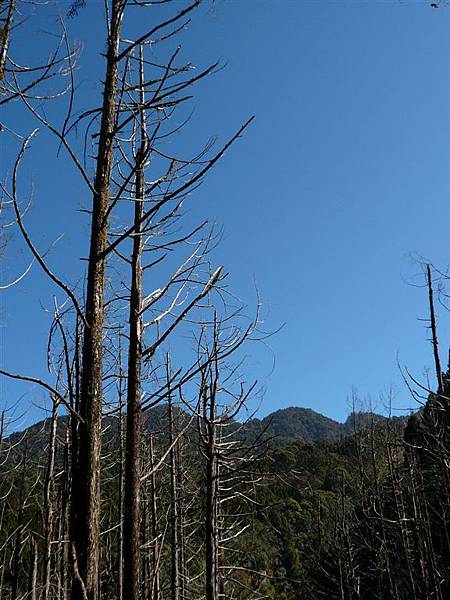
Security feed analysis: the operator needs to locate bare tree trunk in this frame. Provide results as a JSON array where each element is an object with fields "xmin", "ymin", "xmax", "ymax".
[
  {"xmin": 70, "ymin": 3, "xmax": 123, "ymax": 599},
  {"xmin": 0, "ymin": 0, "xmax": 15, "ymax": 83},
  {"xmin": 60, "ymin": 428, "xmax": 71, "ymax": 600},
  {"xmin": 27, "ymin": 535, "xmax": 38, "ymax": 600},
  {"xmin": 122, "ymin": 46, "xmax": 146, "ymax": 600},
  {"xmin": 43, "ymin": 398, "xmax": 59, "ymax": 600},
  {"xmin": 168, "ymin": 365, "xmax": 180, "ymax": 600},
  {"xmin": 176, "ymin": 442, "xmax": 188, "ymax": 600},
  {"xmin": 141, "ymin": 486, "xmax": 150, "ymax": 600},
  {"xmin": 0, "ymin": 410, "xmax": 4, "ymax": 451},
  {"xmin": 426, "ymin": 264, "xmax": 444, "ymax": 395},
  {"xmin": 117, "ymin": 346, "xmax": 125, "ymax": 600},
  {"xmin": 204, "ymin": 379, "xmax": 219, "ymax": 600},
  {"xmin": 149, "ymin": 434, "xmax": 162, "ymax": 600}
]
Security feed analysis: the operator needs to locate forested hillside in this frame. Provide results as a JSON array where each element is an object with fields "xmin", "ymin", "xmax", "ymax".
[
  {"xmin": 4, "ymin": 405, "xmax": 404, "ymax": 461},
  {"xmin": 1, "ymin": 383, "xmax": 449, "ymax": 599}
]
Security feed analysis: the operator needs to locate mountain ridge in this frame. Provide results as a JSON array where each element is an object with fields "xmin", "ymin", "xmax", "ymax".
[
  {"xmin": 244, "ymin": 406, "xmax": 408, "ymax": 446},
  {"xmin": 3, "ymin": 404, "xmax": 410, "ymax": 458}
]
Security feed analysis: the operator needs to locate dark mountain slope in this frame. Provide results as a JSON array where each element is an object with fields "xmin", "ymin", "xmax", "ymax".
[
  {"xmin": 2, "ymin": 405, "xmax": 409, "ymax": 462},
  {"xmin": 247, "ymin": 407, "xmax": 344, "ymax": 446}
]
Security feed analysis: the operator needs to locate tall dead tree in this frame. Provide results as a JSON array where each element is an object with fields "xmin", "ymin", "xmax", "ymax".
[
  {"xmin": 149, "ymin": 433, "xmax": 162, "ymax": 600},
  {"xmin": 167, "ymin": 357, "xmax": 181, "ymax": 600},
  {"xmin": 122, "ymin": 45, "xmax": 146, "ymax": 600},
  {"xmin": 42, "ymin": 398, "xmax": 60, "ymax": 600},
  {"xmin": 27, "ymin": 535, "xmax": 38, "ymax": 600},
  {"xmin": 426, "ymin": 264, "xmax": 444, "ymax": 396},
  {"xmin": 70, "ymin": 3, "xmax": 123, "ymax": 599},
  {"xmin": 202, "ymin": 369, "xmax": 220, "ymax": 600},
  {"xmin": 194, "ymin": 316, "xmax": 264, "ymax": 600}
]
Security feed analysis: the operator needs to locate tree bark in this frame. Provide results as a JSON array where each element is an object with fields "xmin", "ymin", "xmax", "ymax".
[
  {"xmin": 0, "ymin": 0, "xmax": 15, "ymax": 83},
  {"xmin": 70, "ymin": 3, "xmax": 123, "ymax": 599},
  {"xmin": 149, "ymin": 434, "xmax": 162, "ymax": 600},
  {"xmin": 426, "ymin": 264, "xmax": 444, "ymax": 395},
  {"xmin": 27, "ymin": 535, "xmax": 38, "ymax": 600},
  {"xmin": 43, "ymin": 399, "xmax": 59, "ymax": 600},
  {"xmin": 205, "ymin": 384, "xmax": 219, "ymax": 600},
  {"xmin": 122, "ymin": 46, "xmax": 146, "ymax": 600},
  {"xmin": 117, "ymin": 351, "xmax": 125, "ymax": 600},
  {"xmin": 168, "ymin": 372, "xmax": 180, "ymax": 600}
]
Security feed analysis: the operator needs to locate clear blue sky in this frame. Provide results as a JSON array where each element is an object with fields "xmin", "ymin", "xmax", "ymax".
[{"xmin": 1, "ymin": 0, "xmax": 449, "ymax": 428}]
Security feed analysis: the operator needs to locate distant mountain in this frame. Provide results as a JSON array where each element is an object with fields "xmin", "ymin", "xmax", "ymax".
[
  {"xmin": 246, "ymin": 407, "xmax": 343, "ymax": 446},
  {"xmin": 342, "ymin": 411, "xmax": 408, "ymax": 436},
  {"xmin": 2, "ymin": 405, "xmax": 409, "ymax": 461},
  {"xmin": 246, "ymin": 407, "xmax": 409, "ymax": 447}
]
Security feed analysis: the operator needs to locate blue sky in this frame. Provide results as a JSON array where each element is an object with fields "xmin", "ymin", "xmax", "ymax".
[{"xmin": 1, "ymin": 0, "xmax": 449, "ymax": 428}]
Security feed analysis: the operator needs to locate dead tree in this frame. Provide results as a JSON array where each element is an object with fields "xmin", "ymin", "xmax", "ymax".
[
  {"xmin": 122, "ymin": 46, "xmax": 147, "ymax": 600},
  {"xmin": 1, "ymin": 3, "xmax": 255, "ymax": 599},
  {"xmin": 41, "ymin": 397, "xmax": 60, "ymax": 600},
  {"xmin": 27, "ymin": 535, "xmax": 38, "ymax": 600},
  {"xmin": 148, "ymin": 432, "xmax": 162, "ymax": 600},
  {"xmin": 69, "ymin": 4, "xmax": 124, "ymax": 598},
  {"xmin": 167, "ymin": 356, "xmax": 181, "ymax": 600},
  {"xmin": 189, "ymin": 314, "xmax": 266, "ymax": 600},
  {"xmin": 426, "ymin": 264, "xmax": 444, "ymax": 395},
  {"xmin": 0, "ymin": 0, "xmax": 15, "ymax": 83}
]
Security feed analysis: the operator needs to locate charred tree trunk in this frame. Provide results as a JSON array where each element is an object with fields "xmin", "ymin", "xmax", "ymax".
[
  {"xmin": 177, "ymin": 442, "xmax": 188, "ymax": 600},
  {"xmin": 117, "ymin": 347, "xmax": 125, "ymax": 600},
  {"xmin": 149, "ymin": 434, "xmax": 162, "ymax": 600},
  {"xmin": 70, "ymin": 3, "xmax": 123, "ymax": 599},
  {"xmin": 122, "ymin": 47, "xmax": 146, "ymax": 600},
  {"xmin": 0, "ymin": 410, "xmax": 4, "ymax": 451},
  {"xmin": 60, "ymin": 428, "xmax": 71, "ymax": 600},
  {"xmin": 168, "ymin": 366, "xmax": 180, "ymax": 600},
  {"xmin": 43, "ymin": 398, "xmax": 59, "ymax": 600},
  {"xmin": 0, "ymin": 0, "xmax": 15, "ymax": 83},
  {"xmin": 426, "ymin": 264, "xmax": 444, "ymax": 395},
  {"xmin": 204, "ymin": 381, "xmax": 220, "ymax": 600},
  {"xmin": 141, "ymin": 488, "xmax": 150, "ymax": 600}
]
